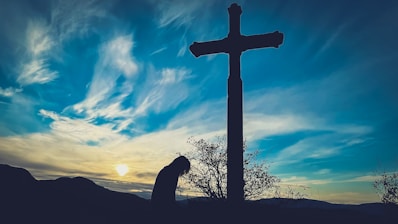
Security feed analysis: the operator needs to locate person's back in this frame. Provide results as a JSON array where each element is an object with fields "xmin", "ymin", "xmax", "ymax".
[
  {"xmin": 150, "ymin": 156, "xmax": 190, "ymax": 213},
  {"xmin": 151, "ymin": 165, "xmax": 179, "ymax": 209}
]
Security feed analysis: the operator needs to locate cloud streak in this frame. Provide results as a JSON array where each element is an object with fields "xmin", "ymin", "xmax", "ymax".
[
  {"xmin": 71, "ymin": 35, "xmax": 137, "ymax": 132},
  {"xmin": 155, "ymin": 0, "xmax": 203, "ymax": 28},
  {"xmin": 0, "ymin": 87, "xmax": 22, "ymax": 97},
  {"xmin": 16, "ymin": 0, "xmax": 108, "ymax": 86},
  {"xmin": 134, "ymin": 67, "xmax": 192, "ymax": 117},
  {"xmin": 18, "ymin": 20, "xmax": 57, "ymax": 86}
]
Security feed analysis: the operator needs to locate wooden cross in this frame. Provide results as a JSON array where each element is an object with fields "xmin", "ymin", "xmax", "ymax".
[{"xmin": 189, "ymin": 3, "xmax": 283, "ymax": 204}]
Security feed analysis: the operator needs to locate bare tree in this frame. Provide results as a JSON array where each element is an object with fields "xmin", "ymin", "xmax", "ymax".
[
  {"xmin": 373, "ymin": 171, "xmax": 398, "ymax": 204},
  {"xmin": 182, "ymin": 136, "xmax": 279, "ymax": 200},
  {"xmin": 273, "ymin": 184, "xmax": 310, "ymax": 200}
]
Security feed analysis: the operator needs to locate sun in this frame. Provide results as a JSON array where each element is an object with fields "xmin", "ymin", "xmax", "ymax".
[{"xmin": 115, "ymin": 164, "xmax": 129, "ymax": 176}]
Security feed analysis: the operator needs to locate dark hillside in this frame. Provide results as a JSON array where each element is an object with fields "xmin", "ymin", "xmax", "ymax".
[{"xmin": 1, "ymin": 164, "xmax": 396, "ymax": 224}]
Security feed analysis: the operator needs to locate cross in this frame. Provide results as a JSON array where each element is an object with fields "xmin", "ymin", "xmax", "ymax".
[{"xmin": 189, "ymin": 3, "xmax": 283, "ymax": 205}]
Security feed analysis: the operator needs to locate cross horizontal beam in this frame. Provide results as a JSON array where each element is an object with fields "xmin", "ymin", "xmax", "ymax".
[{"xmin": 190, "ymin": 31, "xmax": 283, "ymax": 57}]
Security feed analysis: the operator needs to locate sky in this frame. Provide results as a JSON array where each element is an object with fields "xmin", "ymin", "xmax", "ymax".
[{"xmin": 0, "ymin": 0, "xmax": 397, "ymax": 204}]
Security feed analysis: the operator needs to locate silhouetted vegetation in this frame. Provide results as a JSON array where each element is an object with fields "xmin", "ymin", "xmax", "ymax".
[
  {"xmin": 374, "ymin": 170, "xmax": 398, "ymax": 204},
  {"xmin": 182, "ymin": 136, "xmax": 280, "ymax": 200}
]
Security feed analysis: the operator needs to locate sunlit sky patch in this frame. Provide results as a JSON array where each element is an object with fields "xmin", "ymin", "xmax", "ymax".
[{"xmin": 0, "ymin": 0, "xmax": 397, "ymax": 204}]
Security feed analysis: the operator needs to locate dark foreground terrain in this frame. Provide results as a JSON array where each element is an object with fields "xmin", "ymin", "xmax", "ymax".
[{"xmin": 1, "ymin": 164, "xmax": 396, "ymax": 224}]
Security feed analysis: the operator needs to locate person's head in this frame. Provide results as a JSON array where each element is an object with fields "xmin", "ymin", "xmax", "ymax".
[{"xmin": 171, "ymin": 156, "xmax": 190, "ymax": 176}]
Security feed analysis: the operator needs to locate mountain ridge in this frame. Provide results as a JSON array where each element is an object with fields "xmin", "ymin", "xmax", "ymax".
[
  {"xmin": 1, "ymin": 164, "xmax": 396, "ymax": 224},
  {"xmin": 0, "ymin": 164, "xmax": 150, "ymax": 224}
]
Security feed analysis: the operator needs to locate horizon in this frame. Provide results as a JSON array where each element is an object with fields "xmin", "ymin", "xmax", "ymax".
[
  {"xmin": 0, "ymin": 0, "xmax": 397, "ymax": 205},
  {"xmin": 0, "ymin": 162, "xmax": 385, "ymax": 205}
]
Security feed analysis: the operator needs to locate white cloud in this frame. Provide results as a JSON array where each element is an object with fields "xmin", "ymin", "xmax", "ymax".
[
  {"xmin": 281, "ymin": 175, "xmax": 331, "ymax": 185},
  {"xmin": 240, "ymin": 74, "xmax": 374, "ymax": 165},
  {"xmin": 244, "ymin": 65, "xmax": 378, "ymax": 120},
  {"xmin": 72, "ymin": 35, "xmax": 137, "ymax": 126},
  {"xmin": 16, "ymin": 0, "xmax": 108, "ymax": 86},
  {"xmin": 159, "ymin": 68, "xmax": 189, "ymax": 85},
  {"xmin": 311, "ymin": 20, "xmax": 354, "ymax": 61},
  {"xmin": 343, "ymin": 138, "xmax": 368, "ymax": 146},
  {"xmin": 0, "ymin": 87, "xmax": 22, "ymax": 97},
  {"xmin": 18, "ymin": 59, "xmax": 58, "ymax": 85},
  {"xmin": 315, "ymin": 169, "xmax": 331, "ymax": 175},
  {"xmin": 336, "ymin": 125, "xmax": 372, "ymax": 135},
  {"xmin": 50, "ymin": 0, "xmax": 107, "ymax": 42},
  {"xmin": 153, "ymin": 0, "xmax": 216, "ymax": 59},
  {"xmin": 271, "ymin": 133, "xmax": 360, "ymax": 165},
  {"xmin": 17, "ymin": 20, "xmax": 57, "ymax": 86},
  {"xmin": 26, "ymin": 20, "xmax": 54, "ymax": 56},
  {"xmin": 155, "ymin": 0, "xmax": 203, "ymax": 28},
  {"xmin": 177, "ymin": 45, "xmax": 186, "ymax": 57},
  {"xmin": 67, "ymin": 36, "xmax": 191, "ymax": 136},
  {"xmin": 164, "ymin": 84, "xmax": 373, "ymax": 154},
  {"xmin": 268, "ymin": 121, "xmax": 371, "ymax": 163},
  {"xmin": 134, "ymin": 67, "xmax": 192, "ymax": 117},
  {"xmin": 39, "ymin": 109, "xmax": 126, "ymax": 146},
  {"xmin": 150, "ymin": 47, "xmax": 167, "ymax": 56},
  {"xmin": 104, "ymin": 35, "xmax": 138, "ymax": 77},
  {"xmin": 39, "ymin": 109, "xmax": 60, "ymax": 121},
  {"xmin": 343, "ymin": 175, "xmax": 379, "ymax": 183},
  {"xmin": 166, "ymin": 98, "xmax": 226, "ymax": 132},
  {"xmin": 243, "ymin": 113, "xmax": 315, "ymax": 141}
]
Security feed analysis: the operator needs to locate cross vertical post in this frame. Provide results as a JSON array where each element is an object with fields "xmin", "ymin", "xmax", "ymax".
[
  {"xmin": 227, "ymin": 4, "xmax": 244, "ymax": 204},
  {"xmin": 189, "ymin": 3, "xmax": 284, "ymax": 205}
]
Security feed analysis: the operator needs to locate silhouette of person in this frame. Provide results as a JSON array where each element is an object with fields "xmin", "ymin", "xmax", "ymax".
[{"xmin": 150, "ymin": 156, "xmax": 190, "ymax": 212}]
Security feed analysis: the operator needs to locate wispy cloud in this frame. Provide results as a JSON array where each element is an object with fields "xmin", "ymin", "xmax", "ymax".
[
  {"xmin": 155, "ymin": 0, "xmax": 204, "ymax": 28},
  {"xmin": 26, "ymin": 20, "xmax": 54, "ymax": 56},
  {"xmin": 241, "ymin": 68, "xmax": 374, "ymax": 165},
  {"xmin": 243, "ymin": 113, "xmax": 316, "ymax": 141},
  {"xmin": 103, "ymin": 35, "xmax": 138, "ymax": 77},
  {"xmin": 281, "ymin": 175, "xmax": 331, "ymax": 186},
  {"xmin": 0, "ymin": 87, "xmax": 22, "ymax": 97},
  {"xmin": 16, "ymin": 0, "xmax": 107, "ymax": 86},
  {"xmin": 71, "ymin": 35, "xmax": 137, "ymax": 129},
  {"xmin": 315, "ymin": 169, "xmax": 331, "ymax": 175},
  {"xmin": 39, "ymin": 109, "xmax": 127, "ymax": 146},
  {"xmin": 153, "ymin": 0, "xmax": 216, "ymax": 58},
  {"xmin": 311, "ymin": 21, "xmax": 351, "ymax": 60},
  {"xmin": 166, "ymin": 96, "xmax": 226, "ymax": 136},
  {"xmin": 245, "ymin": 64, "xmax": 377, "ymax": 118},
  {"xmin": 18, "ymin": 20, "xmax": 57, "ymax": 86},
  {"xmin": 271, "ymin": 129, "xmax": 371, "ymax": 165},
  {"xmin": 133, "ymin": 67, "xmax": 192, "ymax": 117},
  {"xmin": 150, "ymin": 47, "xmax": 167, "ymax": 56},
  {"xmin": 18, "ymin": 59, "xmax": 58, "ymax": 85},
  {"xmin": 50, "ymin": 0, "xmax": 107, "ymax": 42},
  {"xmin": 159, "ymin": 68, "xmax": 189, "ymax": 85},
  {"xmin": 343, "ymin": 174, "xmax": 379, "ymax": 183}
]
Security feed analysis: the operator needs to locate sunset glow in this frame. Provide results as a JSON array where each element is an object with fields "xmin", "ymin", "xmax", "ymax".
[{"xmin": 116, "ymin": 164, "xmax": 129, "ymax": 177}]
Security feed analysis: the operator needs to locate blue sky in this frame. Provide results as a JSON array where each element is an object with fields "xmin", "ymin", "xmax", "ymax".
[{"xmin": 0, "ymin": 0, "xmax": 397, "ymax": 204}]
